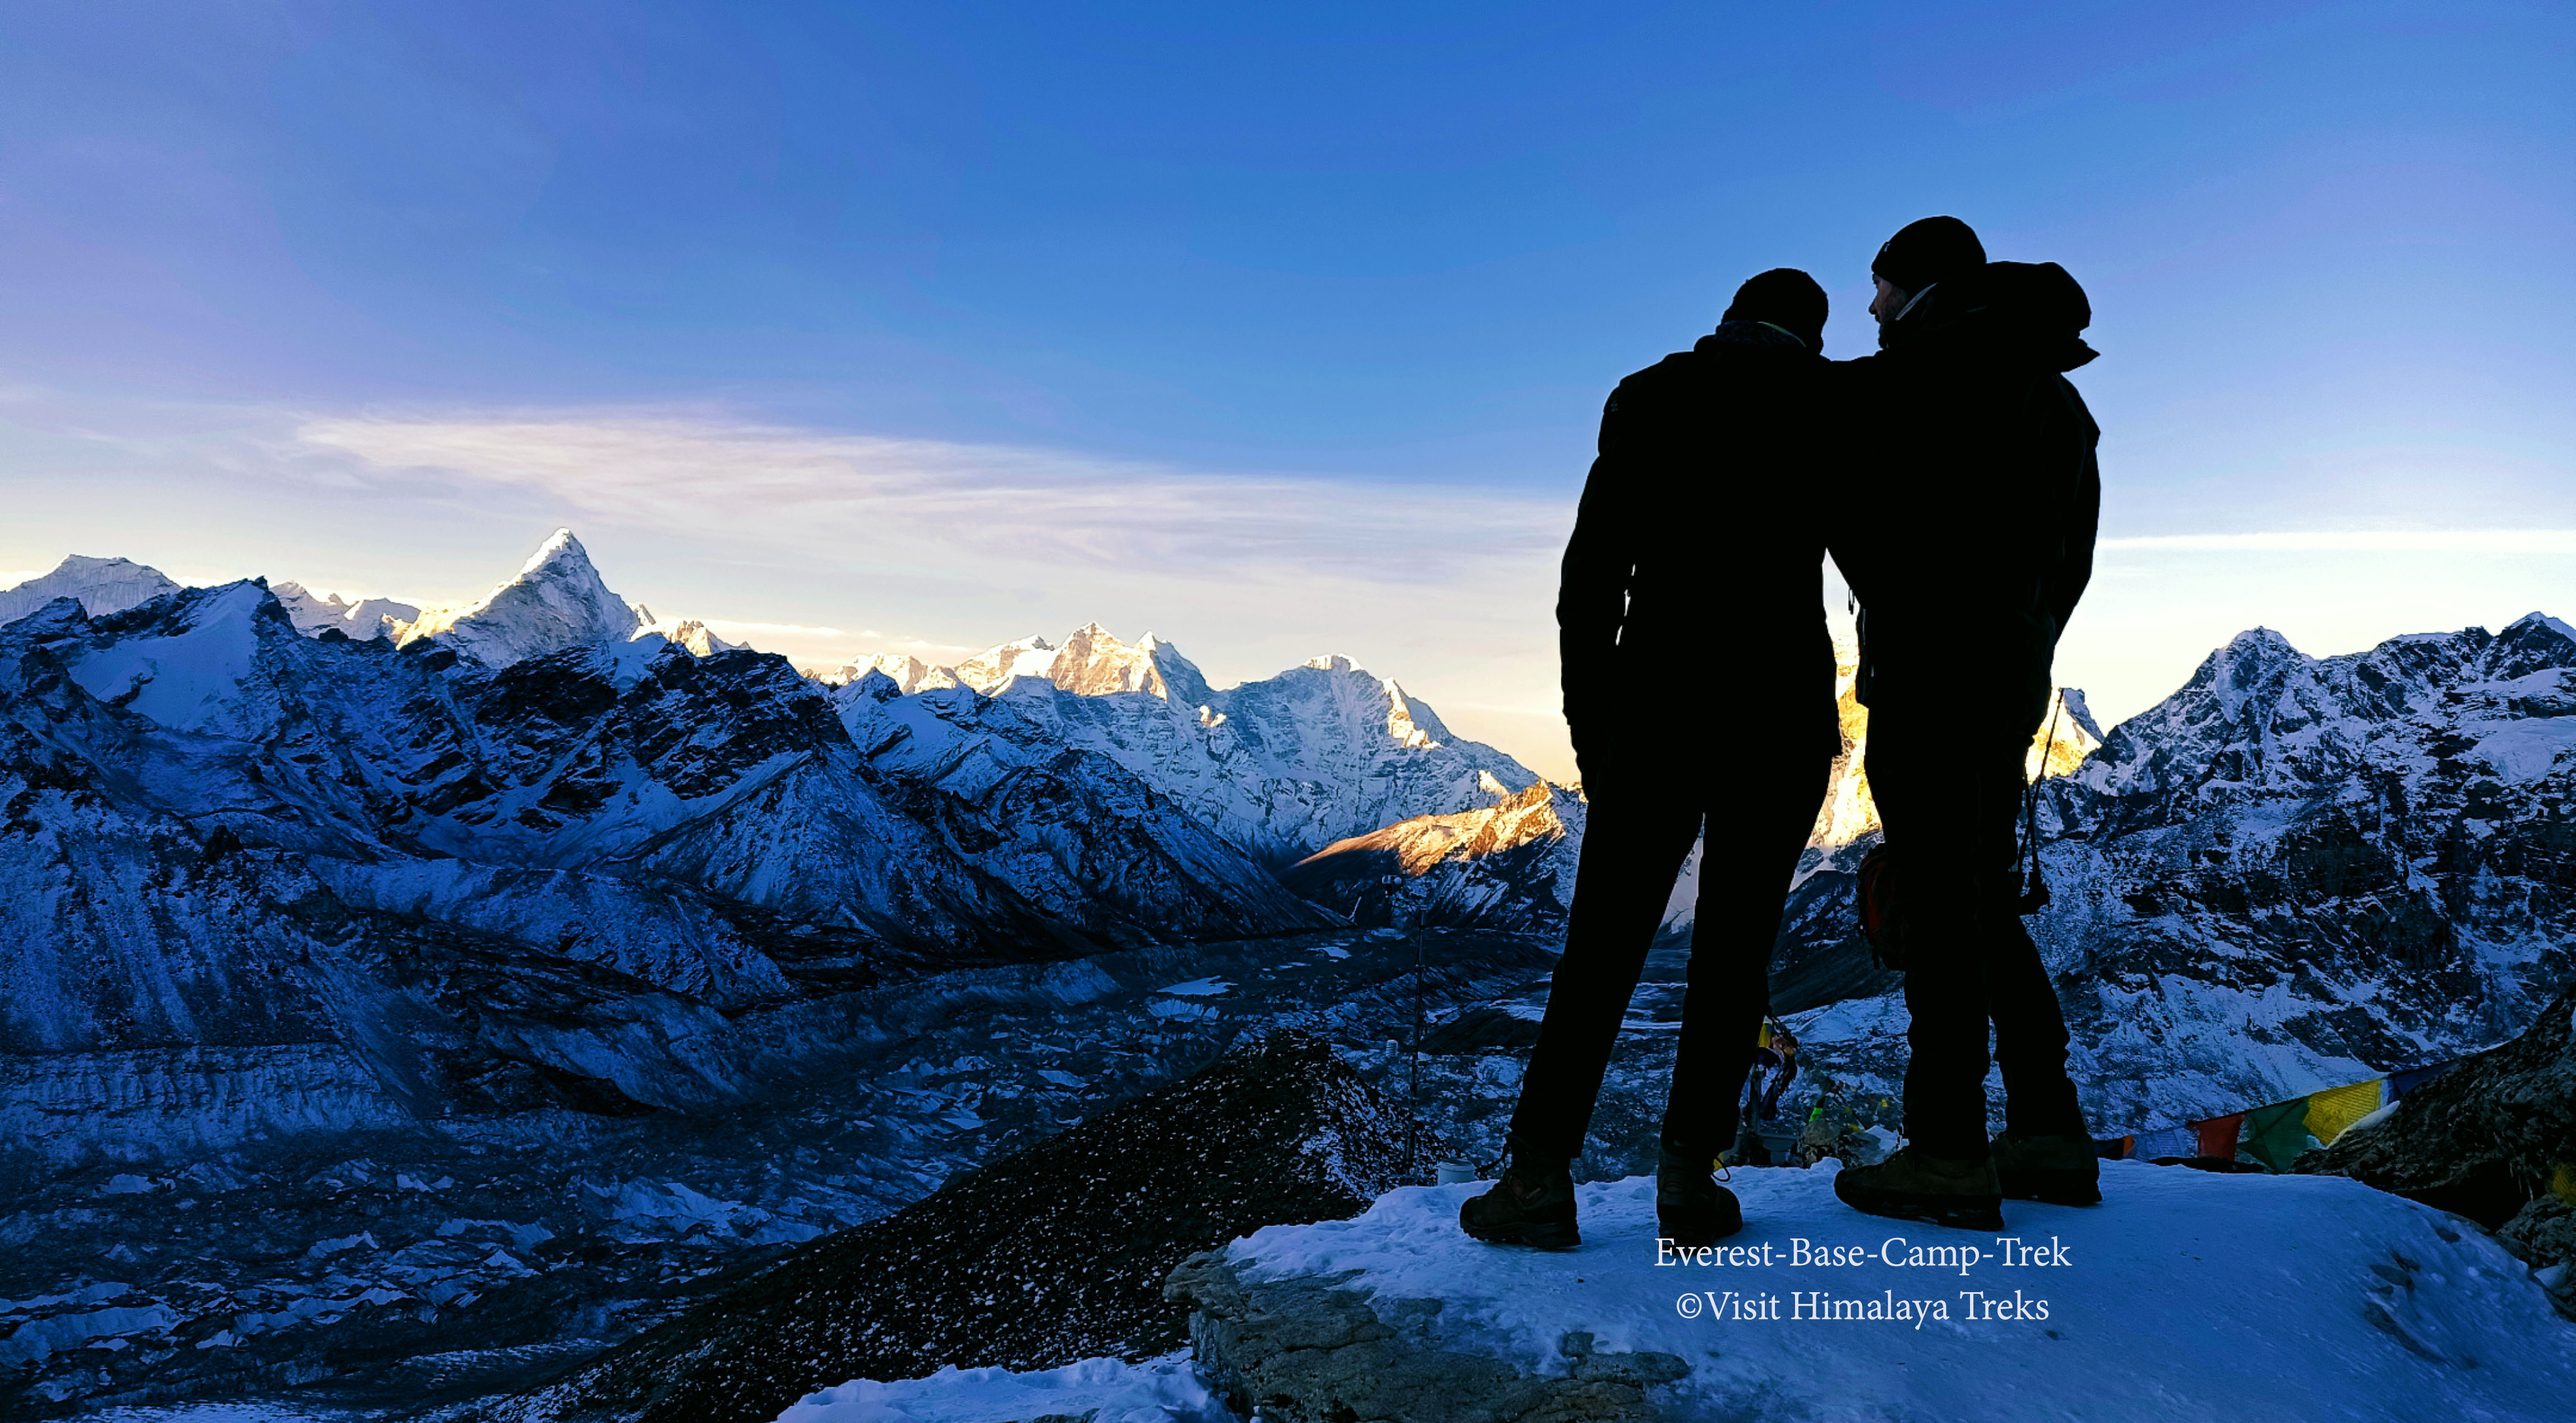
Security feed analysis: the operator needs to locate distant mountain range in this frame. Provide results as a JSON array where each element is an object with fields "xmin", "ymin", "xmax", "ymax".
[
  {"xmin": 6, "ymin": 531, "xmax": 2569, "ymax": 1136},
  {"xmin": 3, "ymin": 531, "xmax": 2569, "ymax": 1417},
  {"xmin": 0, "ymin": 532, "xmax": 1529, "ymax": 1144},
  {"xmin": 5, "ymin": 532, "xmax": 2569, "ymax": 1142}
]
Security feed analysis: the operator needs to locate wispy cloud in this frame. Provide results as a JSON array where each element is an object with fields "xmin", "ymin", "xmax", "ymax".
[
  {"xmin": 295, "ymin": 410, "xmax": 1570, "ymax": 592},
  {"xmin": 2100, "ymin": 530, "xmax": 2576, "ymax": 554}
]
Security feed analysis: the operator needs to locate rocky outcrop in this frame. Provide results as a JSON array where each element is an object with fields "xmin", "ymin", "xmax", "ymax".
[
  {"xmin": 493, "ymin": 1030, "xmax": 1414, "ymax": 1423},
  {"xmin": 1166, "ymin": 1253, "xmax": 1683, "ymax": 1422},
  {"xmin": 2301, "ymin": 981, "xmax": 2576, "ymax": 1290},
  {"xmin": 1283, "ymin": 782, "xmax": 1583, "ymax": 935}
]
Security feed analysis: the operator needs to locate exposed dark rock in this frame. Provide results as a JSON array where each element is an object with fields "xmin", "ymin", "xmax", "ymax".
[
  {"xmin": 2300, "ymin": 980, "xmax": 2576, "ymax": 1265},
  {"xmin": 1167, "ymin": 1253, "xmax": 1685, "ymax": 1422},
  {"xmin": 487, "ymin": 1029, "xmax": 1414, "ymax": 1423}
]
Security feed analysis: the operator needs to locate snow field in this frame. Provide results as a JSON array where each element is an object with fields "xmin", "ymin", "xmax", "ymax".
[{"xmin": 1215, "ymin": 1161, "xmax": 2576, "ymax": 1421}]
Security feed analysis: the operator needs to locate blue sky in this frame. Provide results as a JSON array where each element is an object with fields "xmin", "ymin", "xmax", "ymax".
[{"xmin": 2, "ymin": 1, "xmax": 2569, "ymax": 777}]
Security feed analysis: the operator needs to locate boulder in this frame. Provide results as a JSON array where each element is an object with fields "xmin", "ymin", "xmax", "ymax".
[{"xmin": 2300, "ymin": 981, "xmax": 2576, "ymax": 1267}]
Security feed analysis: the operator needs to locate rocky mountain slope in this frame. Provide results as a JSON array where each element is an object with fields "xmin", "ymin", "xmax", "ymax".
[
  {"xmin": 0, "ymin": 535, "xmax": 1336, "ymax": 1152},
  {"xmin": 1757, "ymin": 614, "xmax": 2576, "ymax": 1137},
  {"xmin": 491, "ymin": 1030, "xmax": 1412, "ymax": 1423},
  {"xmin": 0, "ymin": 925, "xmax": 1554, "ymax": 1418},
  {"xmin": 1340, "ymin": 616, "xmax": 2572, "ymax": 1151},
  {"xmin": 2302, "ymin": 978, "xmax": 2576, "ymax": 1297},
  {"xmin": 1282, "ymin": 781, "xmax": 1586, "ymax": 935}
]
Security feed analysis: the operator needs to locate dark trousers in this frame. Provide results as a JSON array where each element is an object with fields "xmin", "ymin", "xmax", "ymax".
[
  {"xmin": 1865, "ymin": 701, "xmax": 2087, "ymax": 1159},
  {"xmin": 1504, "ymin": 749, "xmax": 1833, "ymax": 1165}
]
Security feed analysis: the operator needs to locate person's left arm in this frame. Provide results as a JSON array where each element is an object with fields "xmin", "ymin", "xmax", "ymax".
[
  {"xmin": 1557, "ymin": 379, "xmax": 1650, "ymax": 781},
  {"xmin": 2039, "ymin": 377, "xmax": 2103, "ymax": 640}
]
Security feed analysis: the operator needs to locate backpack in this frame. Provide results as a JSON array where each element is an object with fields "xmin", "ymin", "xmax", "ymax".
[
  {"xmin": 1857, "ymin": 841, "xmax": 1905, "ymax": 971},
  {"xmin": 1855, "ymin": 702, "xmax": 2061, "ymax": 972}
]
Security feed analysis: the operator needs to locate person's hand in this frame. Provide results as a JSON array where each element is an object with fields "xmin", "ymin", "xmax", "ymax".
[{"xmin": 1573, "ymin": 737, "xmax": 1629, "ymax": 803}]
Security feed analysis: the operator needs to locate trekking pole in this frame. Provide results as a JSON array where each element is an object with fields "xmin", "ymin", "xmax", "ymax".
[
  {"xmin": 1409, "ymin": 934, "xmax": 1425, "ymax": 1180},
  {"xmin": 2018, "ymin": 699, "xmax": 2063, "ymax": 913}
]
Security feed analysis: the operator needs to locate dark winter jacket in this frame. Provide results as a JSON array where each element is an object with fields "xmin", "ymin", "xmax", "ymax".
[
  {"xmin": 1828, "ymin": 262, "xmax": 2103, "ymax": 728},
  {"xmin": 1557, "ymin": 320, "xmax": 1841, "ymax": 791}
]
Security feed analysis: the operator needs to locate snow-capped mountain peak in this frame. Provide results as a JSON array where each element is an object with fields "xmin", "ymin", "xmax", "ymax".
[
  {"xmin": 632, "ymin": 618, "xmax": 741, "ymax": 658},
  {"xmin": 392, "ymin": 528, "xmax": 643, "ymax": 667},
  {"xmin": 951, "ymin": 635, "xmax": 1060, "ymax": 693},
  {"xmin": 271, "ymin": 581, "xmax": 422, "ymax": 642},
  {"xmin": 0, "ymin": 554, "xmax": 181, "ymax": 625},
  {"xmin": 828, "ymin": 622, "xmax": 1535, "ymax": 867}
]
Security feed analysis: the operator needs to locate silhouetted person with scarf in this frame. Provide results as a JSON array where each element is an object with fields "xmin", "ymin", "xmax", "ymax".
[
  {"xmin": 1460, "ymin": 270, "xmax": 1843, "ymax": 1249},
  {"xmin": 1826, "ymin": 216, "xmax": 2103, "ymax": 1231}
]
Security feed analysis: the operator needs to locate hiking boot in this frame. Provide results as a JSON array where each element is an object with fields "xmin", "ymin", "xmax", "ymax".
[
  {"xmin": 1831, "ymin": 1147, "xmax": 2005, "ymax": 1231},
  {"xmin": 1459, "ymin": 1158, "xmax": 1579, "ymax": 1249},
  {"xmin": 1656, "ymin": 1145, "xmax": 1742, "ymax": 1246},
  {"xmin": 1991, "ymin": 1133, "xmax": 2101, "ymax": 1205}
]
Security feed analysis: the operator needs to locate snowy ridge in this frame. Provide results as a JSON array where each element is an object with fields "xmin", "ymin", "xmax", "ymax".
[
  {"xmin": 272, "ymin": 581, "xmax": 423, "ymax": 642},
  {"xmin": 826, "ymin": 621, "xmax": 1536, "ymax": 866},
  {"xmin": 1282, "ymin": 781, "xmax": 1585, "ymax": 934},
  {"xmin": 0, "ymin": 554, "xmax": 180, "ymax": 624},
  {"xmin": 633, "ymin": 616, "xmax": 741, "ymax": 658}
]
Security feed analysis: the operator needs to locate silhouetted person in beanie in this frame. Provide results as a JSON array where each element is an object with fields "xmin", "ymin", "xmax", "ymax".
[
  {"xmin": 1461, "ymin": 268, "xmax": 1842, "ymax": 1250},
  {"xmin": 1826, "ymin": 216, "xmax": 2103, "ymax": 1231}
]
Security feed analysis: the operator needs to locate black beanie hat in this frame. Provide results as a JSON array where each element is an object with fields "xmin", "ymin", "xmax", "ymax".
[
  {"xmin": 1721, "ymin": 267, "xmax": 1828, "ymax": 349},
  {"xmin": 1871, "ymin": 216, "xmax": 1986, "ymax": 296}
]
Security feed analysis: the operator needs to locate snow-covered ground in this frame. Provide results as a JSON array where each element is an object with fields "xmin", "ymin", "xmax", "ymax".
[{"xmin": 1191, "ymin": 1161, "xmax": 2576, "ymax": 1421}]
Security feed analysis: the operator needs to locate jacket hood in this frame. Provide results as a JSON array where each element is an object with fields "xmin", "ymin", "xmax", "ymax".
[{"xmin": 1882, "ymin": 261, "xmax": 2099, "ymax": 372}]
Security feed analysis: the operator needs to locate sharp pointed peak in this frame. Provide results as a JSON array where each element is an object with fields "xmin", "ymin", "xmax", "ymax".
[
  {"xmin": 2218, "ymin": 626, "xmax": 2304, "ymax": 656},
  {"xmin": 517, "ymin": 528, "xmax": 593, "ymax": 577}
]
